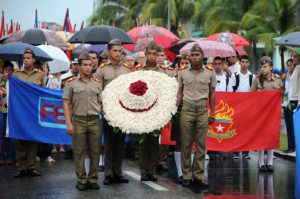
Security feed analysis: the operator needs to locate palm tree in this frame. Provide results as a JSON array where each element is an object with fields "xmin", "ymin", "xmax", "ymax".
[
  {"xmin": 139, "ymin": 0, "xmax": 201, "ymax": 37},
  {"xmin": 90, "ymin": 0, "xmax": 145, "ymax": 31},
  {"xmin": 193, "ymin": 0, "xmax": 255, "ymax": 36},
  {"xmin": 241, "ymin": 0, "xmax": 299, "ymax": 70}
]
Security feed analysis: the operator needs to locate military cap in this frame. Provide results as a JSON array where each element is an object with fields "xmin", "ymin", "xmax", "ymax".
[
  {"xmin": 78, "ymin": 51, "xmax": 90, "ymax": 61},
  {"xmin": 260, "ymin": 56, "xmax": 272, "ymax": 65},
  {"xmin": 108, "ymin": 38, "xmax": 122, "ymax": 46},
  {"xmin": 24, "ymin": 47, "xmax": 36, "ymax": 57},
  {"xmin": 190, "ymin": 43, "xmax": 203, "ymax": 53}
]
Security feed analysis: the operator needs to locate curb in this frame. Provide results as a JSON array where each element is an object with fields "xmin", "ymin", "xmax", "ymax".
[{"xmin": 274, "ymin": 150, "xmax": 296, "ymax": 162}]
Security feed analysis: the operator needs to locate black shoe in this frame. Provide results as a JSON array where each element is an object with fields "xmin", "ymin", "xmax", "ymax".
[
  {"xmin": 27, "ymin": 169, "xmax": 41, "ymax": 177},
  {"xmin": 182, "ymin": 179, "xmax": 192, "ymax": 187},
  {"xmin": 283, "ymin": 149, "xmax": 295, "ymax": 154},
  {"xmin": 76, "ymin": 182, "xmax": 88, "ymax": 191},
  {"xmin": 259, "ymin": 165, "xmax": 268, "ymax": 172},
  {"xmin": 141, "ymin": 174, "xmax": 149, "ymax": 181},
  {"xmin": 193, "ymin": 179, "xmax": 209, "ymax": 187},
  {"xmin": 103, "ymin": 176, "xmax": 113, "ymax": 185},
  {"xmin": 177, "ymin": 176, "xmax": 183, "ymax": 184},
  {"xmin": 243, "ymin": 154, "xmax": 251, "ymax": 159},
  {"xmin": 267, "ymin": 165, "xmax": 274, "ymax": 172},
  {"xmin": 147, "ymin": 174, "xmax": 157, "ymax": 182},
  {"xmin": 113, "ymin": 175, "xmax": 129, "ymax": 183},
  {"xmin": 98, "ymin": 165, "xmax": 105, "ymax": 172},
  {"xmin": 14, "ymin": 170, "xmax": 26, "ymax": 178},
  {"xmin": 89, "ymin": 183, "xmax": 100, "ymax": 190}
]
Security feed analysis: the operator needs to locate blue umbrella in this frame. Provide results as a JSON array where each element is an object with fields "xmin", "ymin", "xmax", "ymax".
[
  {"xmin": 0, "ymin": 42, "xmax": 52, "ymax": 62},
  {"xmin": 275, "ymin": 32, "xmax": 300, "ymax": 47}
]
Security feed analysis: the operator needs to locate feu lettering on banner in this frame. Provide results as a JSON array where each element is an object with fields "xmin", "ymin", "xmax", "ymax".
[{"xmin": 208, "ymin": 100, "xmax": 237, "ymax": 143}]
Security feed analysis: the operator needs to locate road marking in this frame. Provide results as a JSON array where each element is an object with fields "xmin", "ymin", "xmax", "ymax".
[{"xmin": 124, "ymin": 171, "xmax": 169, "ymax": 191}]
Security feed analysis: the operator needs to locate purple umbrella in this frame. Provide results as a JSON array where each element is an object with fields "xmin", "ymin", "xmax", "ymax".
[
  {"xmin": 73, "ymin": 44, "xmax": 133, "ymax": 56},
  {"xmin": 73, "ymin": 44, "xmax": 107, "ymax": 54}
]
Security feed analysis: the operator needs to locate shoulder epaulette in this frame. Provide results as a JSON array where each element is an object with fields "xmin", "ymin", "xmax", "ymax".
[
  {"xmin": 122, "ymin": 63, "xmax": 131, "ymax": 69},
  {"xmin": 38, "ymin": 70, "xmax": 45, "ymax": 75},
  {"xmin": 99, "ymin": 62, "xmax": 107, "ymax": 69},
  {"xmin": 160, "ymin": 64, "xmax": 174, "ymax": 71},
  {"xmin": 135, "ymin": 64, "xmax": 142, "ymax": 69},
  {"xmin": 274, "ymin": 74, "xmax": 281, "ymax": 79},
  {"xmin": 179, "ymin": 65, "xmax": 189, "ymax": 71},
  {"xmin": 205, "ymin": 65, "xmax": 214, "ymax": 71},
  {"xmin": 66, "ymin": 77, "xmax": 76, "ymax": 82},
  {"xmin": 92, "ymin": 77, "xmax": 101, "ymax": 83}
]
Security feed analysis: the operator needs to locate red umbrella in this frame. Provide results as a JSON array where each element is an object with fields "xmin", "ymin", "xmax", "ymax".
[
  {"xmin": 125, "ymin": 26, "xmax": 179, "ymax": 61},
  {"xmin": 208, "ymin": 32, "xmax": 250, "ymax": 47}
]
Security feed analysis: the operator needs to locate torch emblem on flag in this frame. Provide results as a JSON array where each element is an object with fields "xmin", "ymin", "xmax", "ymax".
[{"xmin": 208, "ymin": 100, "xmax": 237, "ymax": 143}]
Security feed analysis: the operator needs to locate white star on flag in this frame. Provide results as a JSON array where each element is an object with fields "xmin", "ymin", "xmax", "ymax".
[{"xmin": 216, "ymin": 124, "xmax": 224, "ymax": 132}]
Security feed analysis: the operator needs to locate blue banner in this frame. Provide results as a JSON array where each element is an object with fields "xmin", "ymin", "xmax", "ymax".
[
  {"xmin": 294, "ymin": 107, "xmax": 300, "ymax": 199},
  {"xmin": 7, "ymin": 77, "xmax": 72, "ymax": 144}
]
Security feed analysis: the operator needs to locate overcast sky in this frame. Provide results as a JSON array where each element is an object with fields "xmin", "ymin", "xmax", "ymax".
[{"xmin": 1, "ymin": 0, "xmax": 95, "ymax": 29}]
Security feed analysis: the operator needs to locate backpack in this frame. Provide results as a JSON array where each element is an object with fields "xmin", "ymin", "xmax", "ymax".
[{"xmin": 232, "ymin": 72, "xmax": 253, "ymax": 92}]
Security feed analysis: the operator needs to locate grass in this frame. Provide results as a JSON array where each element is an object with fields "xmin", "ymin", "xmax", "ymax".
[{"xmin": 279, "ymin": 133, "xmax": 288, "ymax": 151}]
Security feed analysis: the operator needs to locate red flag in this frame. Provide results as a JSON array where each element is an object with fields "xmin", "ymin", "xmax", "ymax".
[
  {"xmin": 0, "ymin": 11, "xmax": 4, "ymax": 37},
  {"xmin": 7, "ymin": 19, "xmax": 13, "ymax": 34},
  {"xmin": 16, "ymin": 22, "xmax": 20, "ymax": 31},
  {"xmin": 161, "ymin": 91, "xmax": 281, "ymax": 152},
  {"xmin": 80, "ymin": 21, "xmax": 84, "ymax": 30},
  {"xmin": 62, "ymin": 8, "xmax": 74, "ymax": 33},
  {"xmin": 41, "ymin": 22, "xmax": 46, "ymax": 29}
]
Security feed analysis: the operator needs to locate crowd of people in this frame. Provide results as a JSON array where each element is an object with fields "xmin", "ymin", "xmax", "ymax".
[{"xmin": 0, "ymin": 37, "xmax": 299, "ymax": 191}]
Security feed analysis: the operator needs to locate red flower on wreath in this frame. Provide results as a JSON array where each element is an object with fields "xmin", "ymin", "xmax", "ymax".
[{"xmin": 129, "ymin": 80, "xmax": 148, "ymax": 96}]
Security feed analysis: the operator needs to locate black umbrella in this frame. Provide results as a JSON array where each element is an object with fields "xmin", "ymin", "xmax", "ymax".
[
  {"xmin": 0, "ymin": 42, "xmax": 52, "ymax": 63},
  {"xmin": 68, "ymin": 25, "xmax": 134, "ymax": 44},
  {"xmin": 275, "ymin": 32, "xmax": 300, "ymax": 47},
  {"xmin": 3, "ymin": 28, "xmax": 67, "ymax": 48}
]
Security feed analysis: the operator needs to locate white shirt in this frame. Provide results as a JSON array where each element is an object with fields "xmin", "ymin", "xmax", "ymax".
[
  {"xmin": 216, "ymin": 73, "xmax": 233, "ymax": 92},
  {"xmin": 289, "ymin": 64, "xmax": 300, "ymax": 101},
  {"xmin": 231, "ymin": 71, "xmax": 255, "ymax": 92},
  {"xmin": 229, "ymin": 61, "xmax": 241, "ymax": 74}
]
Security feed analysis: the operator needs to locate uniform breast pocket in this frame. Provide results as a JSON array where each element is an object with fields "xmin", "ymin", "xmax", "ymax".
[
  {"xmin": 73, "ymin": 87, "xmax": 84, "ymax": 98},
  {"xmin": 91, "ymin": 87, "xmax": 100, "ymax": 98},
  {"xmin": 199, "ymin": 80, "xmax": 210, "ymax": 91}
]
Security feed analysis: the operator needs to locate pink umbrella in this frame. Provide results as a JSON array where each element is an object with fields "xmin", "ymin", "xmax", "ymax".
[{"xmin": 179, "ymin": 40, "xmax": 236, "ymax": 58}]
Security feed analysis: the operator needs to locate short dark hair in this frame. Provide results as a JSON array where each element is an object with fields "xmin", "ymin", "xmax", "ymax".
[
  {"xmin": 240, "ymin": 55, "xmax": 249, "ymax": 61},
  {"xmin": 89, "ymin": 51, "xmax": 98, "ymax": 56},
  {"xmin": 145, "ymin": 42, "xmax": 158, "ymax": 53},
  {"xmin": 213, "ymin": 56, "xmax": 223, "ymax": 62},
  {"xmin": 4, "ymin": 60, "xmax": 13, "ymax": 68},
  {"xmin": 286, "ymin": 59, "xmax": 293, "ymax": 64},
  {"xmin": 157, "ymin": 45, "xmax": 165, "ymax": 54}
]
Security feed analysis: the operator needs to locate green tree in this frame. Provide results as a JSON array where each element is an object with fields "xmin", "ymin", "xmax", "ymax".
[{"xmin": 90, "ymin": 0, "xmax": 145, "ymax": 31}]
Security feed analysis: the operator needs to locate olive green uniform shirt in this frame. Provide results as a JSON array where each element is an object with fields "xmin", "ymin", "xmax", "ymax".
[
  {"xmin": 136, "ymin": 64, "xmax": 176, "ymax": 77},
  {"xmin": 251, "ymin": 74, "xmax": 282, "ymax": 91},
  {"xmin": 13, "ymin": 68, "xmax": 45, "ymax": 86},
  {"xmin": 94, "ymin": 61, "xmax": 131, "ymax": 89},
  {"xmin": 178, "ymin": 66, "xmax": 216, "ymax": 105},
  {"xmin": 62, "ymin": 77, "xmax": 102, "ymax": 116}
]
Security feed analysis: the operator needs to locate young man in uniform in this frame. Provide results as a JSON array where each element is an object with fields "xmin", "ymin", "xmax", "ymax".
[
  {"xmin": 13, "ymin": 48, "xmax": 45, "ymax": 178},
  {"xmin": 63, "ymin": 51, "xmax": 102, "ymax": 191},
  {"xmin": 135, "ymin": 42, "xmax": 175, "ymax": 181},
  {"xmin": 89, "ymin": 51, "xmax": 99, "ymax": 74},
  {"xmin": 94, "ymin": 39, "xmax": 130, "ymax": 185},
  {"xmin": 177, "ymin": 43, "xmax": 216, "ymax": 188}
]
